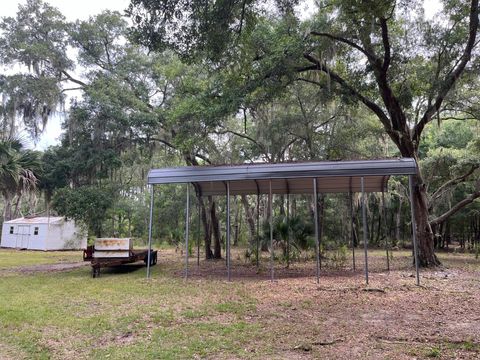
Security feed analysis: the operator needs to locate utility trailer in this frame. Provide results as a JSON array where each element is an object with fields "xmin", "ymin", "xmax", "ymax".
[{"xmin": 83, "ymin": 238, "xmax": 157, "ymax": 278}]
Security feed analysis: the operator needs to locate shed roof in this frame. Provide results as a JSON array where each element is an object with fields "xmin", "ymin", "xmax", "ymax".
[
  {"xmin": 148, "ymin": 158, "xmax": 417, "ymax": 195},
  {"xmin": 4, "ymin": 217, "xmax": 64, "ymax": 225}
]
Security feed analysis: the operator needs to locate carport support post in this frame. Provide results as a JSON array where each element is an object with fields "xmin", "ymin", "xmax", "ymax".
[
  {"xmin": 197, "ymin": 200, "xmax": 200, "ymax": 267},
  {"xmin": 286, "ymin": 192, "xmax": 290, "ymax": 268},
  {"xmin": 361, "ymin": 177, "xmax": 369, "ymax": 285},
  {"xmin": 313, "ymin": 178, "xmax": 320, "ymax": 284},
  {"xmin": 269, "ymin": 180, "xmax": 274, "ymax": 281},
  {"xmin": 349, "ymin": 188, "xmax": 356, "ymax": 271},
  {"xmin": 146, "ymin": 185, "xmax": 154, "ymax": 279},
  {"xmin": 226, "ymin": 181, "xmax": 231, "ymax": 281},
  {"xmin": 408, "ymin": 175, "xmax": 420, "ymax": 286},
  {"xmin": 185, "ymin": 183, "xmax": 190, "ymax": 280},
  {"xmin": 256, "ymin": 191, "xmax": 260, "ymax": 268}
]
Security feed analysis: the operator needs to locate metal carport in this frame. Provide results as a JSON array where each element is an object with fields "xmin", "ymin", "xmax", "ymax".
[{"xmin": 146, "ymin": 158, "xmax": 420, "ymax": 285}]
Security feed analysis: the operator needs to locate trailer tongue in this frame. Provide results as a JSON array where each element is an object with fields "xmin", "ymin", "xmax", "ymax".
[{"xmin": 83, "ymin": 238, "xmax": 157, "ymax": 278}]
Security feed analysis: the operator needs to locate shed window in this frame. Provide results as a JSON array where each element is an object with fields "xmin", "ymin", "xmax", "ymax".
[
  {"xmin": 34, "ymin": 227, "xmax": 39, "ymax": 235},
  {"xmin": 9, "ymin": 226, "xmax": 14, "ymax": 234}
]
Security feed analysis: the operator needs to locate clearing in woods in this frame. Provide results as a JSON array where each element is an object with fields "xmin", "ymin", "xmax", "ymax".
[{"xmin": 0, "ymin": 248, "xmax": 479, "ymax": 359}]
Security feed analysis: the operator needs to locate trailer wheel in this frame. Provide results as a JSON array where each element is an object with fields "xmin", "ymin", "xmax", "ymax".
[{"xmin": 144, "ymin": 251, "xmax": 157, "ymax": 266}]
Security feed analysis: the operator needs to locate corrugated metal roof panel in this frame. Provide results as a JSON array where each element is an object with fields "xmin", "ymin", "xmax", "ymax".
[
  {"xmin": 4, "ymin": 217, "xmax": 64, "ymax": 224},
  {"xmin": 147, "ymin": 158, "xmax": 416, "ymax": 194}
]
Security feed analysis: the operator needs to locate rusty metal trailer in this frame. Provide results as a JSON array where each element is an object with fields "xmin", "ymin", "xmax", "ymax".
[{"xmin": 83, "ymin": 238, "xmax": 157, "ymax": 277}]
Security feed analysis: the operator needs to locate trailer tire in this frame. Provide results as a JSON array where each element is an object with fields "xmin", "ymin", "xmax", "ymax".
[{"xmin": 144, "ymin": 251, "xmax": 157, "ymax": 266}]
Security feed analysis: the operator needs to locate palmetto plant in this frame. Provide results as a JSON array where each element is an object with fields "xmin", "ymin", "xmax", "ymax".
[
  {"xmin": 261, "ymin": 215, "xmax": 314, "ymax": 260},
  {"xmin": 0, "ymin": 138, "xmax": 41, "ymax": 220}
]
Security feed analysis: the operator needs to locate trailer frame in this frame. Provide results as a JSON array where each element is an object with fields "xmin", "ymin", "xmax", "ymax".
[{"xmin": 83, "ymin": 246, "xmax": 157, "ymax": 278}]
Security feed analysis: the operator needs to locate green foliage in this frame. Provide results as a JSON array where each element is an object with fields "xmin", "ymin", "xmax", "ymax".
[
  {"xmin": 330, "ymin": 244, "xmax": 348, "ymax": 269},
  {"xmin": 51, "ymin": 186, "xmax": 115, "ymax": 237},
  {"xmin": 0, "ymin": 0, "xmax": 71, "ymax": 137},
  {"xmin": 0, "ymin": 138, "xmax": 42, "ymax": 220},
  {"xmin": 426, "ymin": 346, "xmax": 442, "ymax": 358},
  {"xmin": 261, "ymin": 214, "xmax": 313, "ymax": 257},
  {"xmin": 1, "ymin": 0, "xmax": 479, "ymax": 259},
  {"xmin": 38, "ymin": 146, "xmax": 70, "ymax": 200}
]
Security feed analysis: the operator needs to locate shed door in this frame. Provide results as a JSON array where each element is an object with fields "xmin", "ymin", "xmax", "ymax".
[{"xmin": 16, "ymin": 225, "xmax": 30, "ymax": 248}]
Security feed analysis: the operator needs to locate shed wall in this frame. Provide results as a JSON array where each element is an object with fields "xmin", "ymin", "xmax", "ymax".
[{"xmin": 0, "ymin": 220, "xmax": 87, "ymax": 250}]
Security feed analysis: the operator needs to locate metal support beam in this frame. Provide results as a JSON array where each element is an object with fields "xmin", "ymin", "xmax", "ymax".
[
  {"xmin": 349, "ymin": 184, "xmax": 356, "ymax": 271},
  {"xmin": 361, "ymin": 177, "xmax": 369, "ymax": 285},
  {"xmin": 226, "ymin": 181, "xmax": 231, "ymax": 281},
  {"xmin": 185, "ymin": 183, "xmax": 190, "ymax": 280},
  {"xmin": 197, "ymin": 199, "xmax": 201, "ymax": 267},
  {"xmin": 313, "ymin": 178, "xmax": 320, "ymax": 284},
  {"xmin": 146, "ymin": 185, "xmax": 154, "ymax": 279},
  {"xmin": 286, "ymin": 192, "xmax": 290, "ymax": 268},
  {"xmin": 269, "ymin": 179, "xmax": 274, "ymax": 281},
  {"xmin": 408, "ymin": 175, "xmax": 420, "ymax": 286},
  {"xmin": 256, "ymin": 192, "xmax": 260, "ymax": 268},
  {"xmin": 254, "ymin": 179, "xmax": 260, "ymax": 269}
]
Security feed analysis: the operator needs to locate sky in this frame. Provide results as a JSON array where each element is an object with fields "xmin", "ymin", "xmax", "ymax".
[{"xmin": 2, "ymin": 0, "xmax": 443, "ymax": 150}]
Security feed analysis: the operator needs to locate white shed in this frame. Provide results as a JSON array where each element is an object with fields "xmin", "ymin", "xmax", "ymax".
[{"xmin": 1, "ymin": 217, "xmax": 87, "ymax": 250}]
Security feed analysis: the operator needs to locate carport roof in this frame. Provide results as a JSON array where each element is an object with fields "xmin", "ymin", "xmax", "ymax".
[{"xmin": 147, "ymin": 158, "xmax": 417, "ymax": 195}]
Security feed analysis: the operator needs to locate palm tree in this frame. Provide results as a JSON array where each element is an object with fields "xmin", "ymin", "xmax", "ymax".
[{"xmin": 0, "ymin": 138, "xmax": 41, "ymax": 221}]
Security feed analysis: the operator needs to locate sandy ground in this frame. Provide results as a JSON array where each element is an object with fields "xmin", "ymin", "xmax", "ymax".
[{"xmin": 163, "ymin": 248, "xmax": 480, "ymax": 359}]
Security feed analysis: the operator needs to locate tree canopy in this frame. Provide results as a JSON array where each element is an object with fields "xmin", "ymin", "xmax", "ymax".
[{"xmin": 0, "ymin": 0, "xmax": 479, "ymax": 266}]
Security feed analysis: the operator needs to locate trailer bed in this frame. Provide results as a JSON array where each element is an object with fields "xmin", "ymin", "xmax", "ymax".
[{"xmin": 83, "ymin": 246, "xmax": 157, "ymax": 277}]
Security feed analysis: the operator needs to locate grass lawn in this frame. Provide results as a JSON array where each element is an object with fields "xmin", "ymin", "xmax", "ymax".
[
  {"xmin": 0, "ymin": 249, "xmax": 81, "ymax": 269},
  {"xmin": 0, "ymin": 247, "xmax": 479, "ymax": 359}
]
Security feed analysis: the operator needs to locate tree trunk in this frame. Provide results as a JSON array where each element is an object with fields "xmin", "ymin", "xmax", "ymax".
[
  {"xmin": 197, "ymin": 194, "xmax": 213, "ymax": 259},
  {"xmin": 241, "ymin": 195, "xmax": 256, "ymax": 248},
  {"xmin": 411, "ymin": 176, "xmax": 440, "ymax": 266},
  {"xmin": 395, "ymin": 197, "xmax": 402, "ymax": 245},
  {"xmin": 3, "ymin": 193, "xmax": 13, "ymax": 221},
  {"xmin": 13, "ymin": 194, "xmax": 23, "ymax": 219},
  {"xmin": 233, "ymin": 196, "xmax": 240, "ymax": 246},
  {"xmin": 209, "ymin": 197, "xmax": 222, "ymax": 259}
]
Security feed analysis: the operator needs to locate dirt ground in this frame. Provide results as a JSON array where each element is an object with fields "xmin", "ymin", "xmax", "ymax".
[
  {"xmin": 5, "ymin": 261, "xmax": 88, "ymax": 273},
  {"xmin": 162, "ymin": 248, "xmax": 480, "ymax": 359}
]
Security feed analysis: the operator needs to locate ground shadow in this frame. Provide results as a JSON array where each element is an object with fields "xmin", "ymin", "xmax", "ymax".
[{"xmin": 95, "ymin": 263, "xmax": 147, "ymax": 276}]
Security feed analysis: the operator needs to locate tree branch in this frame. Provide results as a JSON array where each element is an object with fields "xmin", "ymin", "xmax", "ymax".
[
  {"xmin": 279, "ymin": 137, "xmax": 301, "ymax": 160},
  {"xmin": 61, "ymin": 71, "xmax": 87, "ymax": 87},
  {"xmin": 151, "ymin": 136, "xmax": 211, "ymax": 164},
  {"xmin": 429, "ymin": 165, "xmax": 479, "ymax": 207},
  {"xmin": 299, "ymin": 53, "xmax": 392, "ymax": 131},
  {"xmin": 430, "ymin": 189, "xmax": 480, "ymax": 226},
  {"xmin": 380, "ymin": 17, "xmax": 391, "ymax": 71},
  {"xmin": 310, "ymin": 31, "xmax": 376, "ymax": 62},
  {"xmin": 213, "ymin": 129, "xmax": 267, "ymax": 154},
  {"xmin": 414, "ymin": 0, "xmax": 479, "ymax": 141},
  {"xmin": 61, "ymin": 87, "xmax": 84, "ymax": 93}
]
